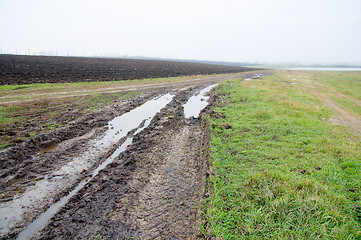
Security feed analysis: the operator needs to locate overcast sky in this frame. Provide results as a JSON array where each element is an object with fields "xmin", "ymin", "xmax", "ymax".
[{"xmin": 1, "ymin": 0, "xmax": 360, "ymax": 63}]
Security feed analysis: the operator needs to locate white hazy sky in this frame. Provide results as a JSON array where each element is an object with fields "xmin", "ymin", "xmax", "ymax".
[{"xmin": 1, "ymin": 0, "xmax": 360, "ymax": 63}]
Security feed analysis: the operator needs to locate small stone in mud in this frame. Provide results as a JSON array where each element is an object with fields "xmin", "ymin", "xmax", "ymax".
[
  {"xmin": 7, "ymin": 130, "xmax": 17, "ymax": 136},
  {"xmin": 10, "ymin": 138, "xmax": 23, "ymax": 143},
  {"xmin": 221, "ymin": 123, "xmax": 232, "ymax": 129},
  {"xmin": 39, "ymin": 140, "xmax": 56, "ymax": 148},
  {"xmin": 36, "ymin": 176, "xmax": 45, "ymax": 180},
  {"xmin": 22, "ymin": 132, "xmax": 31, "ymax": 137}
]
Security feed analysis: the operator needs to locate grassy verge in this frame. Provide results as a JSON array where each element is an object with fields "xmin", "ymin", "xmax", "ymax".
[{"xmin": 205, "ymin": 71, "xmax": 361, "ymax": 239}]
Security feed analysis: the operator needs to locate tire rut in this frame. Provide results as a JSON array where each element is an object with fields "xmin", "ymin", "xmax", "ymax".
[
  {"xmin": 127, "ymin": 126, "xmax": 202, "ymax": 239},
  {"xmin": 305, "ymin": 86, "xmax": 361, "ymax": 136},
  {"xmin": 32, "ymin": 85, "xmax": 211, "ymax": 239}
]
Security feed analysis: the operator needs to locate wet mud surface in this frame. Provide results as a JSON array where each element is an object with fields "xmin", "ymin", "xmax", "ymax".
[
  {"xmin": 34, "ymin": 90, "xmax": 209, "ymax": 240},
  {"xmin": 0, "ymin": 93, "xmax": 157, "ymax": 200},
  {"xmin": 0, "ymin": 72, "xmax": 267, "ymax": 239}
]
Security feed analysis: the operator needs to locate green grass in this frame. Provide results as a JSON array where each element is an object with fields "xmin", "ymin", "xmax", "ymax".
[
  {"xmin": 329, "ymin": 94, "xmax": 361, "ymax": 117},
  {"xmin": 205, "ymin": 71, "xmax": 361, "ymax": 239},
  {"xmin": 315, "ymin": 71, "xmax": 361, "ymax": 100}
]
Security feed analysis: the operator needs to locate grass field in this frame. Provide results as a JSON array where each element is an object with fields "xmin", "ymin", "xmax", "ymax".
[
  {"xmin": 205, "ymin": 70, "xmax": 361, "ymax": 239},
  {"xmin": 274, "ymin": 70, "xmax": 361, "ymax": 117}
]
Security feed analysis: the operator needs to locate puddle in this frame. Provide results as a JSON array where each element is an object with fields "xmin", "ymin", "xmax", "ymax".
[
  {"xmin": 244, "ymin": 73, "xmax": 269, "ymax": 82},
  {"xmin": 0, "ymin": 94, "xmax": 174, "ymax": 239},
  {"xmin": 290, "ymin": 83, "xmax": 299, "ymax": 85},
  {"xmin": 93, "ymin": 94, "xmax": 174, "ymax": 149},
  {"xmin": 183, "ymin": 84, "xmax": 217, "ymax": 118}
]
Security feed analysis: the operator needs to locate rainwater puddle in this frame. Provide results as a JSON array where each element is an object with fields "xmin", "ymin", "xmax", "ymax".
[
  {"xmin": 183, "ymin": 84, "xmax": 217, "ymax": 118},
  {"xmin": 0, "ymin": 94, "xmax": 174, "ymax": 239}
]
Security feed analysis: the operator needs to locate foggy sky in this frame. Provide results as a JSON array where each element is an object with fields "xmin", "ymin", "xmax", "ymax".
[{"xmin": 1, "ymin": 0, "xmax": 360, "ymax": 63}]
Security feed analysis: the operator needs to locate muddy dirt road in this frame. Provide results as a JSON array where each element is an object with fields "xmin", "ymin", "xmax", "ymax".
[{"xmin": 0, "ymin": 72, "xmax": 268, "ymax": 239}]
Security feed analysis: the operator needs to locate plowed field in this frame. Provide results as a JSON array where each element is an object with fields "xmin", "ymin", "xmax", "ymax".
[{"xmin": 0, "ymin": 55, "xmax": 253, "ymax": 85}]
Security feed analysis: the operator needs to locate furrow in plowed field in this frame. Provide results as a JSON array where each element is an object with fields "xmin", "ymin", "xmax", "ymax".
[{"xmin": 0, "ymin": 55, "xmax": 254, "ymax": 85}]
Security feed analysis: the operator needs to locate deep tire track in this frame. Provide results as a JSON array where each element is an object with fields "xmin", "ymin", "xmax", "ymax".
[
  {"xmin": 33, "ymin": 86, "xmax": 210, "ymax": 239},
  {"xmin": 129, "ymin": 126, "xmax": 202, "ymax": 239}
]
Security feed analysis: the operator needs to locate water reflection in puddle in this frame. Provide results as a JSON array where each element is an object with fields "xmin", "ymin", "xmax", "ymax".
[
  {"xmin": 94, "ymin": 94, "xmax": 173, "ymax": 149},
  {"xmin": 0, "ymin": 94, "xmax": 174, "ymax": 239},
  {"xmin": 183, "ymin": 84, "xmax": 218, "ymax": 118}
]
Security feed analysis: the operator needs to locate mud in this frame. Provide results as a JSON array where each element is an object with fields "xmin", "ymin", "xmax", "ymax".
[
  {"xmin": 30, "ymin": 87, "xmax": 209, "ymax": 240},
  {"xmin": 0, "ymin": 72, "xmax": 267, "ymax": 239},
  {"xmin": 0, "ymin": 93, "xmax": 162, "ymax": 239},
  {"xmin": 0, "ymin": 93, "xmax": 158, "ymax": 202}
]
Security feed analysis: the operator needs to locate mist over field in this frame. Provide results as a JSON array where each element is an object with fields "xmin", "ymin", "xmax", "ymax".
[{"xmin": 1, "ymin": 0, "xmax": 361, "ymax": 64}]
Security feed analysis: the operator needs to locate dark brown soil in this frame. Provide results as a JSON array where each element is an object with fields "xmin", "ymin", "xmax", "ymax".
[
  {"xmin": 33, "ymin": 88, "xmax": 211, "ymax": 240},
  {"xmin": 0, "ymin": 92, "xmax": 158, "ymax": 203},
  {"xmin": 0, "ymin": 55, "xmax": 254, "ymax": 85},
  {"xmin": 0, "ymin": 72, "xmax": 268, "ymax": 239},
  {"xmin": 0, "ymin": 74, "xmax": 248, "ymax": 203}
]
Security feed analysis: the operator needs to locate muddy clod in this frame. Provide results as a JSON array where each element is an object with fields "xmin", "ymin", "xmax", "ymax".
[{"xmin": 220, "ymin": 123, "xmax": 232, "ymax": 129}]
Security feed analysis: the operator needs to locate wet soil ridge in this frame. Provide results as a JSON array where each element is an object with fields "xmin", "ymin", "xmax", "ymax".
[
  {"xmin": 15, "ymin": 94, "xmax": 174, "ymax": 240},
  {"xmin": 0, "ymin": 94, "xmax": 158, "ymax": 219},
  {"xmin": 0, "ymin": 72, "xmax": 265, "ymax": 239},
  {"xmin": 0, "ymin": 55, "xmax": 255, "ymax": 85},
  {"xmin": 0, "ymin": 93, "xmax": 157, "ymax": 189},
  {"xmin": 0, "ymin": 94, "xmax": 174, "ymax": 238},
  {"xmin": 28, "ymin": 86, "xmax": 213, "ymax": 239}
]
